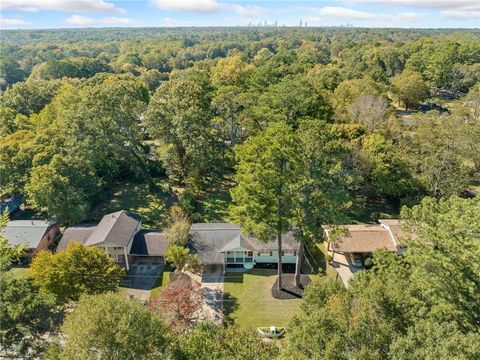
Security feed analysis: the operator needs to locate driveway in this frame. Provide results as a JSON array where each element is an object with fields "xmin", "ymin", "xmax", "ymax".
[
  {"xmin": 121, "ymin": 256, "xmax": 165, "ymax": 301},
  {"xmin": 330, "ymin": 252, "xmax": 361, "ymax": 288},
  {"xmin": 198, "ymin": 264, "xmax": 224, "ymax": 323}
]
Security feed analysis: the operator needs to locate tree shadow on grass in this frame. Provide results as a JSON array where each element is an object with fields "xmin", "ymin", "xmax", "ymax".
[
  {"xmin": 222, "ymin": 292, "xmax": 239, "ymax": 326},
  {"xmin": 91, "ymin": 179, "xmax": 176, "ymax": 228}
]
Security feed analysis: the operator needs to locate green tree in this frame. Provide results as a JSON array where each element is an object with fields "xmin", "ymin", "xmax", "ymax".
[
  {"xmin": 401, "ymin": 112, "xmax": 474, "ymax": 198},
  {"xmin": 359, "ymin": 133, "xmax": 416, "ymax": 199},
  {"xmin": 285, "ymin": 196, "xmax": 480, "ymax": 359},
  {"xmin": 0, "ymin": 213, "xmax": 58, "ymax": 358},
  {"xmin": 165, "ymin": 210, "xmax": 191, "ymax": 246},
  {"xmin": 401, "ymin": 196, "xmax": 480, "ymax": 330},
  {"xmin": 29, "ymin": 243, "xmax": 125, "ymax": 303},
  {"xmin": 54, "ymin": 292, "xmax": 168, "ymax": 360},
  {"xmin": 172, "ymin": 322, "xmax": 279, "ymax": 360},
  {"xmin": 165, "ymin": 245, "xmax": 200, "ymax": 273},
  {"xmin": 230, "ymin": 123, "xmax": 302, "ymax": 290},
  {"xmin": 293, "ymin": 120, "xmax": 352, "ymax": 285},
  {"xmin": 0, "ymin": 210, "xmax": 25, "ymax": 270},
  {"xmin": 0, "ymin": 57, "xmax": 25, "ymax": 90},
  {"xmin": 282, "ymin": 278, "xmax": 351, "ymax": 360},
  {"xmin": 145, "ymin": 68, "xmax": 221, "ymax": 186},
  {"xmin": 25, "ymin": 155, "xmax": 93, "ymax": 224},
  {"xmin": 0, "ymin": 276, "xmax": 58, "ymax": 358},
  {"xmin": 0, "ymin": 79, "xmax": 60, "ymax": 115},
  {"xmin": 211, "ymin": 55, "xmax": 253, "ymax": 87},
  {"xmin": 333, "ymin": 77, "xmax": 386, "ymax": 122},
  {"xmin": 392, "ymin": 70, "xmax": 430, "ymax": 110},
  {"xmin": 254, "ymin": 75, "xmax": 332, "ymax": 127}
]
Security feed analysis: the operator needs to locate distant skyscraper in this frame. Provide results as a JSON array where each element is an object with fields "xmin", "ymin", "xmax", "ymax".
[{"xmin": 299, "ymin": 19, "xmax": 302, "ymax": 27}]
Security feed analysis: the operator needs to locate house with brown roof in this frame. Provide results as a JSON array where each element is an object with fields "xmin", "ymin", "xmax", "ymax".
[
  {"xmin": 58, "ymin": 210, "xmax": 168, "ymax": 270},
  {"xmin": 323, "ymin": 220, "xmax": 408, "ymax": 269}
]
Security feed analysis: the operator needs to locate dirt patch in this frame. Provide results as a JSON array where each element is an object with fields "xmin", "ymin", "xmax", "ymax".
[{"xmin": 271, "ymin": 274, "xmax": 311, "ymax": 300}]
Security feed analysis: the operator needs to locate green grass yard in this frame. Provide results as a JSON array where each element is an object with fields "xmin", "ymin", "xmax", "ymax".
[
  {"xmin": 223, "ymin": 269, "xmax": 301, "ymax": 329},
  {"xmin": 91, "ymin": 179, "xmax": 175, "ymax": 229},
  {"xmin": 196, "ymin": 179, "xmax": 233, "ymax": 222},
  {"xmin": 149, "ymin": 265, "xmax": 172, "ymax": 300}
]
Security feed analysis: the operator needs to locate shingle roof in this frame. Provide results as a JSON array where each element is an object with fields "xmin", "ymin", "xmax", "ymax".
[
  {"xmin": 1, "ymin": 220, "xmax": 55, "ymax": 248},
  {"xmin": 188, "ymin": 223, "xmax": 299, "ymax": 264},
  {"xmin": 130, "ymin": 230, "xmax": 169, "ymax": 256},
  {"xmin": 57, "ymin": 224, "xmax": 96, "ymax": 251},
  {"xmin": 379, "ymin": 219, "xmax": 416, "ymax": 245},
  {"xmin": 325, "ymin": 224, "xmax": 397, "ymax": 253},
  {"xmin": 246, "ymin": 232, "xmax": 298, "ymax": 252},
  {"xmin": 84, "ymin": 210, "xmax": 140, "ymax": 247}
]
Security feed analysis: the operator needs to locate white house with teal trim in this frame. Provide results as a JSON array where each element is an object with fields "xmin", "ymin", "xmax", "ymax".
[{"xmin": 188, "ymin": 223, "xmax": 299, "ymax": 272}]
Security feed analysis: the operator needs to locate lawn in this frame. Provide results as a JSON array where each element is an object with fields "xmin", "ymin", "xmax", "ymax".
[
  {"xmin": 91, "ymin": 179, "xmax": 175, "ymax": 229},
  {"xmin": 223, "ymin": 269, "xmax": 301, "ymax": 329},
  {"xmin": 304, "ymin": 242, "xmax": 338, "ymax": 281},
  {"xmin": 149, "ymin": 265, "xmax": 172, "ymax": 300},
  {"xmin": 196, "ymin": 178, "xmax": 233, "ymax": 222}
]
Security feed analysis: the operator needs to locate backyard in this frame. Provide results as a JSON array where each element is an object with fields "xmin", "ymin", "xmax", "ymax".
[{"xmin": 223, "ymin": 269, "xmax": 302, "ymax": 329}]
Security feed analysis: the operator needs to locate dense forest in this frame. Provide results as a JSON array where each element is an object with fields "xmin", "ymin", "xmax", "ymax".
[
  {"xmin": 1, "ymin": 27, "xmax": 479, "ymax": 359},
  {"xmin": 1, "ymin": 27, "xmax": 479, "ymax": 224}
]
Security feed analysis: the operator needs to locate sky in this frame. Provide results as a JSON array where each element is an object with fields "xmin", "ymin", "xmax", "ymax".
[{"xmin": 0, "ymin": 0, "xmax": 479, "ymax": 30}]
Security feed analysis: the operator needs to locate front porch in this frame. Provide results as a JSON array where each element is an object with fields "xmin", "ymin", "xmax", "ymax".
[{"xmin": 225, "ymin": 250, "xmax": 255, "ymax": 265}]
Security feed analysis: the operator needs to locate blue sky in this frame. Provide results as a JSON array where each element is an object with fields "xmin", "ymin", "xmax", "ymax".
[{"xmin": 1, "ymin": 1, "xmax": 479, "ymax": 29}]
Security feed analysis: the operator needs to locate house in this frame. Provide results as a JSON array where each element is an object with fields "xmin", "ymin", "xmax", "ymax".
[
  {"xmin": 188, "ymin": 223, "xmax": 300, "ymax": 272},
  {"xmin": 323, "ymin": 219, "xmax": 409, "ymax": 268},
  {"xmin": 58, "ymin": 210, "xmax": 168, "ymax": 270},
  {"xmin": 1, "ymin": 220, "xmax": 60, "ymax": 257}
]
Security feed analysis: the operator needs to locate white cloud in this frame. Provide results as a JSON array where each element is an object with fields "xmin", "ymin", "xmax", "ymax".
[
  {"xmin": 162, "ymin": 17, "xmax": 194, "ymax": 26},
  {"xmin": 152, "ymin": 0, "xmax": 222, "ymax": 14},
  {"xmin": 0, "ymin": 14, "xmax": 32, "ymax": 27},
  {"xmin": 0, "ymin": 0, "xmax": 125, "ymax": 14},
  {"xmin": 66, "ymin": 15, "xmax": 134, "ymax": 26},
  {"xmin": 151, "ymin": 0, "xmax": 266, "ymax": 16},
  {"xmin": 441, "ymin": 9, "xmax": 480, "ymax": 20},
  {"xmin": 230, "ymin": 4, "xmax": 266, "ymax": 17},
  {"xmin": 353, "ymin": 0, "xmax": 478, "ymax": 10},
  {"xmin": 310, "ymin": 6, "xmax": 422, "ymax": 22},
  {"xmin": 314, "ymin": 6, "xmax": 378, "ymax": 20},
  {"xmin": 353, "ymin": 0, "xmax": 480, "ymax": 20}
]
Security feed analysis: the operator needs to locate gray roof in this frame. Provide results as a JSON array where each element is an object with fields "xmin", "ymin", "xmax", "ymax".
[
  {"xmin": 57, "ymin": 224, "xmax": 96, "ymax": 251},
  {"xmin": 188, "ymin": 223, "xmax": 299, "ymax": 264},
  {"xmin": 130, "ymin": 230, "xmax": 169, "ymax": 256},
  {"xmin": 84, "ymin": 210, "xmax": 140, "ymax": 247},
  {"xmin": 1, "ymin": 220, "xmax": 56, "ymax": 248}
]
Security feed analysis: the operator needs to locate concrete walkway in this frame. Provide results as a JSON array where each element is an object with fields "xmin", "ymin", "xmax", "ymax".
[
  {"xmin": 193, "ymin": 265, "xmax": 224, "ymax": 323},
  {"xmin": 329, "ymin": 252, "xmax": 361, "ymax": 288}
]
